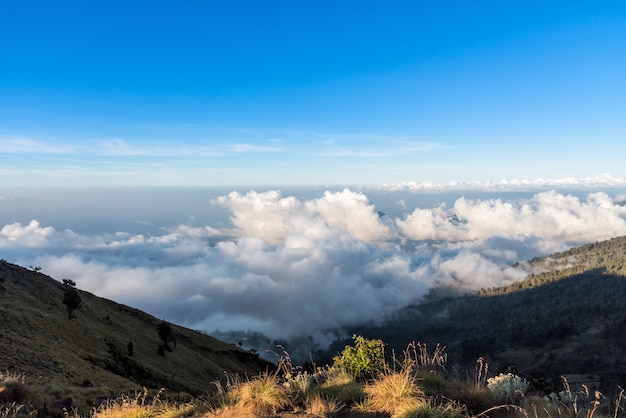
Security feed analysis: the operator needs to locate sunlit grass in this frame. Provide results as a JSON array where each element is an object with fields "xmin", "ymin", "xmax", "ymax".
[
  {"xmin": 305, "ymin": 393, "xmax": 344, "ymax": 417},
  {"xmin": 393, "ymin": 400, "xmax": 465, "ymax": 418},
  {"xmin": 313, "ymin": 368, "xmax": 365, "ymax": 406},
  {"xmin": 228, "ymin": 371, "xmax": 290, "ymax": 415},
  {"xmin": 7, "ymin": 339, "xmax": 626, "ymax": 418},
  {"xmin": 364, "ymin": 368, "xmax": 425, "ymax": 416}
]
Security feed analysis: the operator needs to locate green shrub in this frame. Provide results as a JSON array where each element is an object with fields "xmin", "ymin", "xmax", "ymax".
[{"xmin": 332, "ymin": 335, "xmax": 386, "ymax": 381}]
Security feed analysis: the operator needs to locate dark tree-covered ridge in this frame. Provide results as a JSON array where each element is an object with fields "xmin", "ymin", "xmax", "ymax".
[{"xmin": 344, "ymin": 235, "xmax": 626, "ymax": 393}]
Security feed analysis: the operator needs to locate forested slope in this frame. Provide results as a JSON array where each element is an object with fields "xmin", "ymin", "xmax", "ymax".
[{"xmin": 345, "ymin": 236, "xmax": 626, "ymax": 393}]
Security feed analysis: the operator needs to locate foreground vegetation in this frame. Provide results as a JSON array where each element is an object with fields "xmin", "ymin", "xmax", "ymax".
[{"xmin": 2, "ymin": 336, "xmax": 625, "ymax": 417}]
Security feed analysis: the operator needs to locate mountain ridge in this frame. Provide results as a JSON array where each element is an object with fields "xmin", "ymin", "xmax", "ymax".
[
  {"xmin": 334, "ymin": 235, "xmax": 626, "ymax": 393},
  {"xmin": 0, "ymin": 260, "xmax": 270, "ymax": 413}
]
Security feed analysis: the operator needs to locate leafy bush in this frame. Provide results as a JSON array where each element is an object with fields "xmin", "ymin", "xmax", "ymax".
[
  {"xmin": 332, "ymin": 335, "xmax": 386, "ymax": 381},
  {"xmin": 487, "ymin": 373, "xmax": 529, "ymax": 404}
]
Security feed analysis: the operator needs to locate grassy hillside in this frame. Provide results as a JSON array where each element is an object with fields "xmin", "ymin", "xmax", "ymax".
[
  {"xmin": 338, "ymin": 236, "xmax": 626, "ymax": 394},
  {"xmin": 0, "ymin": 260, "xmax": 270, "ymax": 414}
]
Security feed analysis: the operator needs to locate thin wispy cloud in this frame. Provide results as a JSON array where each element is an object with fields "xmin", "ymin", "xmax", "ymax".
[
  {"xmin": 98, "ymin": 140, "xmax": 285, "ymax": 157},
  {"xmin": 305, "ymin": 136, "xmax": 442, "ymax": 158},
  {"xmin": 1, "ymin": 137, "xmax": 285, "ymax": 158},
  {"xmin": 225, "ymin": 143, "xmax": 284, "ymax": 153},
  {"xmin": 0, "ymin": 138, "xmax": 75, "ymax": 154}
]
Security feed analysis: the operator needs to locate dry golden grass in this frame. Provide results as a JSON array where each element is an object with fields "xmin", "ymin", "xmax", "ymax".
[
  {"xmin": 393, "ymin": 399, "xmax": 465, "ymax": 418},
  {"xmin": 305, "ymin": 393, "xmax": 344, "ymax": 417},
  {"xmin": 228, "ymin": 371, "xmax": 290, "ymax": 416},
  {"xmin": 0, "ymin": 372, "xmax": 29, "ymax": 404},
  {"xmin": 364, "ymin": 368, "xmax": 425, "ymax": 416},
  {"xmin": 61, "ymin": 388, "xmax": 200, "ymax": 418}
]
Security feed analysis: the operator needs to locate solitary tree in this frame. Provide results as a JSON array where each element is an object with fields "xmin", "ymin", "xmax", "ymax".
[
  {"xmin": 157, "ymin": 320, "xmax": 175, "ymax": 355},
  {"xmin": 62, "ymin": 279, "xmax": 81, "ymax": 319}
]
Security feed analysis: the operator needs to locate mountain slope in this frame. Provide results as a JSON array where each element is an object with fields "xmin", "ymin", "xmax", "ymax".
[
  {"xmin": 343, "ymin": 236, "xmax": 626, "ymax": 393},
  {"xmin": 0, "ymin": 260, "xmax": 269, "ymax": 412}
]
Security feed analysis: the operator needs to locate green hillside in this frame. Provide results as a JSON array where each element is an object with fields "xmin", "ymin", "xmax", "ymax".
[
  {"xmin": 0, "ymin": 260, "xmax": 270, "ymax": 414},
  {"xmin": 340, "ymin": 236, "xmax": 626, "ymax": 393}
]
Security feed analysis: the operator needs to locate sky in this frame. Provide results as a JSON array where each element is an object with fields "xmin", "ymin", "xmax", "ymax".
[
  {"xmin": 1, "ymin": 1, "xmax": 626, "ymax": 187},
  {"xmin": 2, "ymin": 2, "xmax": 626, "ymax": 361}
]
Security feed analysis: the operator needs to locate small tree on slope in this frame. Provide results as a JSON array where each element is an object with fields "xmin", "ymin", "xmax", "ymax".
[{"xmin": 62, "ymin": 279, "xmax": 81, "ymax": 320}]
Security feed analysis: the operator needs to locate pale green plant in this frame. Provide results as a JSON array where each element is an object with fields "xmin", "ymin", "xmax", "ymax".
[
  {"xmin": 487, "ymin": 373, "xmax": 529, "ymax": 404},
  {"xmin": 283, "ymin": 371, "xmax": 313, "ymax": 404}
]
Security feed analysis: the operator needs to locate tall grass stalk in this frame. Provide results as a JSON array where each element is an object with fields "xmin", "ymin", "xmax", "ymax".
[
  {"xmin": 405, "ymin": 341, "xmax": 448, "ymax": 371},
  {"xmin": 0, "ymin": 403, "xmax": 23, "ymax": 418},
  {"xmin": 614, "ymin": 387, "xmax": 624, "ymax": 418}
]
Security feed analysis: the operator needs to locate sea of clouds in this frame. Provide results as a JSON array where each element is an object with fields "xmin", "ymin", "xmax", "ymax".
[{"xmin": 2, "ymin": 175, "xmax": 626, "ymax": 358}]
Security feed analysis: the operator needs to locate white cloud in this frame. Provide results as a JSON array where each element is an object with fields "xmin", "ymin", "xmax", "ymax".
[
  {"xmin": 396, "ymin": 191, "xmax": 626, "ymax": 244},
  {"xmin": 215, "ymin": 189, "xmax": 393, "ymax": 245},
  {"xmin": 375, "ymin": 173, "xmax": 626, "ymax": 192},
  {"xmin": 3, "ymin": 186, "xmax": 626, "ymax": 359},
  {"xmin": 0, "ymin": 220, "xmax": 55, "ymax": 247}
]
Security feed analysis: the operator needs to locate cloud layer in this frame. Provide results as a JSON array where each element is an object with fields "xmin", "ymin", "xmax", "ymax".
[
  {"xmin": 3, "ymin": 187, "xmax": 626, "ymax": 355},
  {"xmin": 375, "ymin": 173, "xmax": 626, "ymax": 192}
]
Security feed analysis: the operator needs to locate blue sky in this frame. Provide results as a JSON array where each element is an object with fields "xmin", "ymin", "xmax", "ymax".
[{"xmin": 1, "ymin": 1, "xmax": 625, "ymax": 187}]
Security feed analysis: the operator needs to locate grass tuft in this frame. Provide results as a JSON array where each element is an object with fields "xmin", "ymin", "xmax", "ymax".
[
  {"xmin": 314, "ymin": 368, "xmax": 365, "ymax": 406},
  {"xmin": 394, "ymin": 400, "xmax": 465, "ymax": 418},
  {"xmin": 0, "ymin": 372, "xmax": 30, "ymax": 404},
  {"xmin": 305, "ymin": 393, "xmax": 344, "ymax": 417},
  {"xmin": 229, "ymin": 371, "xmax": 290, "ymax": 415},
  {"xmin": 365, "ymin": 368, "xmax": 425, "ymax": 416}
]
